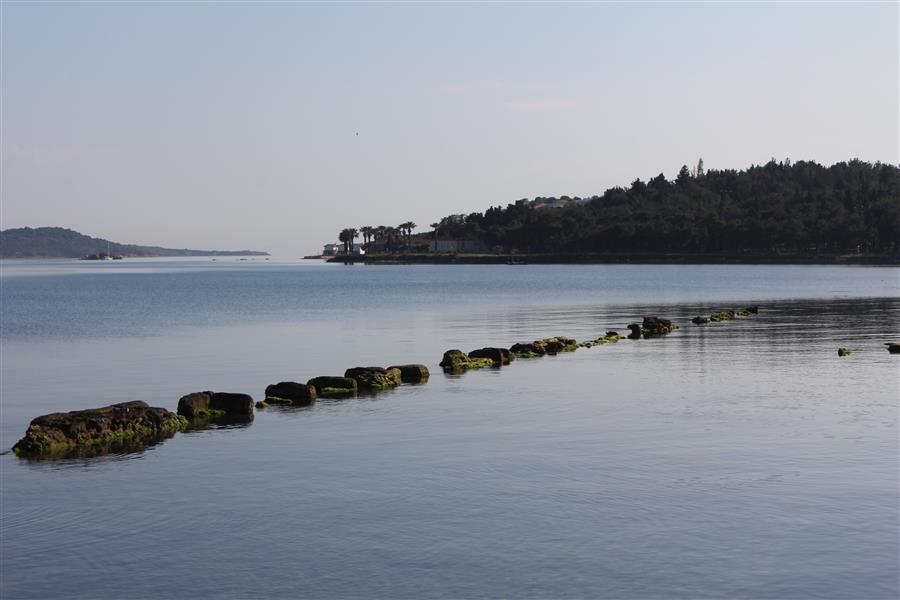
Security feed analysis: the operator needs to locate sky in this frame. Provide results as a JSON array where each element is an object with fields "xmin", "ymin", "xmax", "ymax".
[{"xmin": 2, "ymin": 2, "xmax": 898, "ymax": 256}]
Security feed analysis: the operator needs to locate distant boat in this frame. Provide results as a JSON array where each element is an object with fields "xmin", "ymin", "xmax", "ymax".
[{"xmin": 79, "ymin": 240, "xmax": 122, "ymax": 260}]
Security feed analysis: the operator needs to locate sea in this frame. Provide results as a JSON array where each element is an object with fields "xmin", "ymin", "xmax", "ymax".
[{"xmin": 1, "ymin": 258, "xmax": 898, "ymax": 599}]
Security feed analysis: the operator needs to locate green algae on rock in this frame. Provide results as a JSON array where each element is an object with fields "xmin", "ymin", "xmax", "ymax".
[
  {"xmin": 307, "ymin": 376, "xmax": 359, "ymax": 396},
  {"xmin": 439, "ymin": 350, "xmax": 496, "ymax": 372},
  {"xmin": 12, "ymin": 401, "xmax": 188, "ymax": 458},
  {"xmin": 344, "ymin": 367, "xmax": 403, "ymax": 390},
  {"xmin": 837, "ymin": 347, "xmax": 853, "ymax": 357}
]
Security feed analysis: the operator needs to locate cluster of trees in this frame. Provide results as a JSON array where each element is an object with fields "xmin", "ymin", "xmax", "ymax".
[
  {"xmin": 338, "ymin": 222, "xmax": 418, "ymax": 254},
  {"xmin": 429, "ymin": 159, "xmax": 900, "ymax": 255}
]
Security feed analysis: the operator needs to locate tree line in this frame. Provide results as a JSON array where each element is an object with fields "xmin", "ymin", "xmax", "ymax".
[
  {"xmin": 338, "ymin": 222, "xmax": 417, "ymax": 254},
  {"xmin": 427, "ymin": 159, "xmax": 900, "ymax": 255}
]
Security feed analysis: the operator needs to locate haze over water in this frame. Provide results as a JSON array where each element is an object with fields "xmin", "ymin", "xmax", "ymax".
[{"xmin": 1, "ymin": 260, "xmax": 898, "ymax": 599}]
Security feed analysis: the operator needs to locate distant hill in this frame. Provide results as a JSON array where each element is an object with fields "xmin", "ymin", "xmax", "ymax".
[{"xmin": 0, "ymin": 227, "xmax": 269, "ymax": 258}]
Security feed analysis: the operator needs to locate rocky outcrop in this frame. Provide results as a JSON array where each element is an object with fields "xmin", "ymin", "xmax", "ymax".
[
  {"xmin": 177, "ymin": 391, "xmax": 254, "ymax": 418},
  {"xmin": 468, "ymin": 347, "xmax": 514, "ymax": 366},
  {"xmin": 307, "ymin": 376, "xmax": 358, "ymax": 396},
  {"xmin": 12, "ymin": 401, "xmax": 188, "ymax": 458},
  {"xmin": 344, "ymin": 367, "xmax": 402, "ymax": 390},
  {"xmin": 264, "ymin": 382, "xmax": 316, "ymax": 406},
  {"xmin": 387, "ymin": 364, "xmax": 430, "ymax": 383},
  {"xmin": 439, "ymin": 350, "xmax": 495, "ymax": 372}
]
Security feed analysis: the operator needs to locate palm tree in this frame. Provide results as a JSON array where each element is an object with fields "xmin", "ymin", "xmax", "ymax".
[
  {"xmin": 338, "ymin": 228, "xmax": 351, "ymax": 255},
  {"xmin": 347, "ymin": 228, "xmax": 359, "ymax": 254},
  {"xmin": 399, "ymin": 221, "xmax": 417, "ymax": 251},
  {"xmin": 360, "ymin": 226, "xmax": 374, "ymax": 252},
  {"xmin": 430, "ymin": 222, "xmax": 440, "ymax": 252},
  {"xmin": 384, "ymin": 226, "xmax": 399, "ymax": 253},
  {"xmin": 374, "ymin": 226, "xmax": 387, "ymax": 253}
]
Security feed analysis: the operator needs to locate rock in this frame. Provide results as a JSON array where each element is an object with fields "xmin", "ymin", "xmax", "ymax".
[
  {"xmin": 837, "ymin": 347, "xmax": 852, "ymax": 357},
  {"xmin": 12, "ymin": 401, "xmax": 188, "ymax": 458},
  {"xmin": 641, "ymin": 316, "xmax": 678, "ymax": 335},
  {"xmin": 510, "ymin": 342, "xmax": 546, "ymax": 358},
  {"xmin": 210, "ymin": 392, "xmax": 254, "ymax": 415},
  {"xmin": 177, "ymin": 391, "xmax": 254, "ymax": 418},
  {"xmin": 468, "ymin": 347, "xmax": 514, "ymax": 366},
  {"xmin": 744, "ymin": 305, "xmax": 759, "ymax": 314},
  {"xmin": 440, "ymin": 350, "xmax": 469, "ymax": 370},
  {"xmin": 307, "ymin": 376, "xmax": 358, "ymax": 396},
  {"xmin": 344, "ymin": 367, "xmax": 402, "ymax": 390},
  {"xmin": 387, "ymin": 364, "xmax": 430, "ymax": 383},
  {"xmin": 627, "ymin": 323, "xmax": 642, "ymax": 339},
  {"xmin": 542, "ymin": 337, "xmax": 578, "ymax": 354},
  {"xmin": 692, "ymin": 316, "xmax": 709, "ymax": 325},
  {"xmin": 264, "ymin": 381, "xmax": 316, "ymax": 406},
  {"xmin": 886, "ymin": 343, "xmax": 900, "ymax": 354},
  {"xmin": 255, "ymin": 401, "xmax": 269, "ymax": 409},
  {"xmin": 710, "ymin": 310, "xmax": 735, "ymax": 322},
  {"xmin": 439, "ymin": 349, "xmax": 495, "ymax": 372},
  {"xmin": 605, "ymin": 331, "xmax": 620, "ymax": 338}
]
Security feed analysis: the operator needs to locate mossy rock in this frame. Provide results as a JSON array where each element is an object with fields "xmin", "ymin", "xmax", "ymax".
[
  {"xmin": 710, "ymin": 310, "xmax": 735, "ymax": 322},
  {"xmin": 468, "ymin": 347, "xmax": 514, "ymax": 366},
  {"xmin": 264, "ymin": 382, "xmax": 316, "ymax": 406},
  {"xmin": 510, "ymin": 342, "xmax": 546, "ymax": 358},
  {"xmin": 319, "ymin": 387, "xmax": 357, "ymax": 396},
  {"xmin": 307, "ymin": 376, "xmax": 358, "ymax": 395},
  {"xmin": 255, "ymin": 401, "xmax": 269, "ymax": 409},
  {"xmin": 440, "ymin": 350, "xmax": 496, "ymax": 372},
  {"xmin": 177, "ymin": 391, "xmax": 254, "ymax": 418},
  {"xmin": 692, "ymin": 316, "xmax": 710, "ymax": 325},
  {"xmin": 13, "ymin": 401, "xmax": 189, "ymax": 458},
  {"xmin": 344, "ymin": 367, "xmax": 402, "ymax": 390},
  {"xmin": 387, "ymin": 364, "xmax": 430, "ymax": 383},
  {"xmin": 837, "ymin": 348, "xmax": 852, "ymax": 357}
]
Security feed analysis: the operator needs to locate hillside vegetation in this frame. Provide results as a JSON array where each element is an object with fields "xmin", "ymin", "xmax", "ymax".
[
  {"xmin": 431, "ymin": 159, "xmax": 899, "ymax": 256},
  {"xmin": 0, "ymin": 227, "xmax": 268, "ymax": 258}
]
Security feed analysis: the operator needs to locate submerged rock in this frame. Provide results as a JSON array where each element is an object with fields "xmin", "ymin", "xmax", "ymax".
[
  {"xmin": 177, "ymin": 391, "xmax": 254, "ymax": 418},
  {"xmin": 837, "ymin": 347, "xmax": 852, "ymax": 357},
  {"xmin": 344, "ymin": 367, "xmax": 403, "ymax": 390},
  {"xmin": 388, "ymin": 364, "xmax": 430, "ymax": 383},
  {"xmin": 692, "ymin": 316, "xmax": 710, "ymax": 325},
  {"xmin": 264, "ymin": 382, "xmax": 316, "ymax": 406},
  {"xmin": 13, "ymin": 401, "xmax": 188, "ymax": 458},
  {"xmin": 307, "ymin": 376, "xmax": 358, "ymax": 396},
  {"xmin": 468, "ymin": 347, "xmax": 514, "ymax": 366},
  {"xmin": 578, "ymin": 332, "xmax": 625, "ymax": 348}
]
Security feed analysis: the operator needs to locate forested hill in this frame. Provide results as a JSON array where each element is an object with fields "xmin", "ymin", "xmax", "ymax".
[
  {"xmin": 433, "ymin": 159, "xmax": 900, "ymax": 255},
  {"xmin": 0, "ymin": 227, "xmax": 269, "ymax": 258}
]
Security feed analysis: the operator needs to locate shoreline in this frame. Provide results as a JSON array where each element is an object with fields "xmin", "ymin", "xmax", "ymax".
[{"xmin": 327, "ymin": 252, "xmax": 900, "ymax": 266}]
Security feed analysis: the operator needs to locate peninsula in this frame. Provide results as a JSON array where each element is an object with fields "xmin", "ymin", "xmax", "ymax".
[{"xmin": 0, "ymin": 227, "xmax": 269, "ymax": 259}]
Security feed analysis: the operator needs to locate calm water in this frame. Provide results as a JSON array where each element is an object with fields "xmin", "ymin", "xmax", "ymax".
[{"xmin": 1, "ymin": 259, "xmax": 898, "ymax": 599}]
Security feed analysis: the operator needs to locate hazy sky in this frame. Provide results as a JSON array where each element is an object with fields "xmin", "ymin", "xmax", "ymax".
[{"xmin": 2, "ymin": 2, "xmax": 898, "ymax": 256}]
